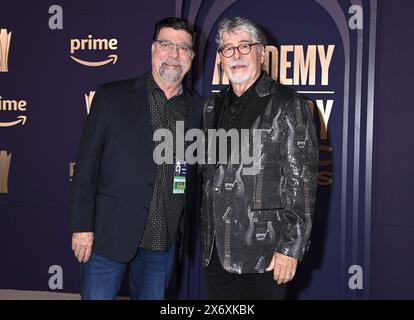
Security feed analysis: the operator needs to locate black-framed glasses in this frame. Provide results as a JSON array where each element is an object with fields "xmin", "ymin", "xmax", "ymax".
[
  {"xmin": 154, "ymin": 40, "xmax": 193, "ymax": 56},
  {"xmin": 219, "ymin": 43, "xmax": 260, "ymax": 58}
]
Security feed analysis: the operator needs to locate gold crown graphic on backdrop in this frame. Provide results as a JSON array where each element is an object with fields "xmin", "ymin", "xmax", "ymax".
[
  {"xmin": 0, "ymin": 151, "xmax": 12, "ymax": 193},
  {"xmin": 0, "ymin": 29, "xmax": 12, "ymax": 72}
]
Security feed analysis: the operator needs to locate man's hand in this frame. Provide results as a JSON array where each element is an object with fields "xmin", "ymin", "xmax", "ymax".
[
  {"xmin": 266, "ymin": 252, "xmax": 298, "ymax": 284},
  {"xmin": 72, "ymin": 232, "xmax": 94, "ymax": 263}
]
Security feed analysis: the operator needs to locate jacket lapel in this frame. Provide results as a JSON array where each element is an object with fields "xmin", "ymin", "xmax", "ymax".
[
  {"xmin": 131, "ymin": 75, "xmax": 153, "ymax": 152},
  {"xmin": 236, "ymin": 73, "xmax": 273, "ymax": 130}
]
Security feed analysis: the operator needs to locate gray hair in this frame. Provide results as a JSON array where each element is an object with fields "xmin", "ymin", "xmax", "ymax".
[{"xmin": 215, "ymin": 17, "xmax": 267, "ymax": 50}]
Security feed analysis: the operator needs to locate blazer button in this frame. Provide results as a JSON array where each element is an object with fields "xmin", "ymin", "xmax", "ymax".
[{"xmin": 214, "ymin": 187, "xmax": 220, "ymax": 192}]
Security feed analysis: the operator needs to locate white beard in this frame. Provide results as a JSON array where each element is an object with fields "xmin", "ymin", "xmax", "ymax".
[
  {"xmin": 227, "ymin": 72, "xmax": 252, "ymax": 85},
  {"xmin": 226, "ymin": 59, "xmax": 252, "ymax": 85}
]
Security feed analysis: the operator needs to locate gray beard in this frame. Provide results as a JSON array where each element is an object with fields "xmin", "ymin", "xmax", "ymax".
[{"xmin": 160, "ymin": 65, "xmax": 183, "ymax": 83}]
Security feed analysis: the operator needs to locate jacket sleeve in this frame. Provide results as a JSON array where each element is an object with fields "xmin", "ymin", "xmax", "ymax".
[
  {"xmin": 276, "ymin": 95, "xmax": 319, "ymax": 261},
  {"xmin": 69, "ymin": 85, "xmax": 108, "ymax": 232},
  {"xmin": 198, "ymin": 96, "xmax": 215, "ymax": 177}
]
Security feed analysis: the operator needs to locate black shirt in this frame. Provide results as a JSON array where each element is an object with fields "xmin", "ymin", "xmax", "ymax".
[
  {"xmin": 217, "ymin": 71, "xmax": 265, "ymax": 131},
  {"xmin": 139, "ymin": 73, "xmax": 187, "ymax": 251},
  {"xmin": 214, "ymin": 72, "xmax": 266, "ymax": 167}
]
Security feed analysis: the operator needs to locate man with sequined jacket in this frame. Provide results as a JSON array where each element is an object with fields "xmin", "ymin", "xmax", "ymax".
[{"xmin": 201, "ymin": 17, "xmax": 319, "ymax": 300}]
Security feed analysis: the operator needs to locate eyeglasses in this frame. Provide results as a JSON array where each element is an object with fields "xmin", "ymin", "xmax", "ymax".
[
  {"xmin": 219, "ymin": 43, "xmax": 260, "ymax": 58},
  {"xmin": 154, "ymin": 40, "xmax": 193, "ymax": 56}
]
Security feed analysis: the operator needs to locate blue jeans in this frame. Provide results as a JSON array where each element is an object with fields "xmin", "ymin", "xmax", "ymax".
[{"xmin": 80, "ymin": 241, "xmax": 176, "ymax": 300}]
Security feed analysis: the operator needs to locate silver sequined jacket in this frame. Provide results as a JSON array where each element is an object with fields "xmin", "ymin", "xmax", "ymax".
[{"xmin": 201, "ymin": 72, "xmax": 319, "ymax": 274}]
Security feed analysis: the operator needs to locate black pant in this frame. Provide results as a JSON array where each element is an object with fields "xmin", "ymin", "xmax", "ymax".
[{"xmin": 205, "ymin": 245, "xmax": 286, "ymax": 300}]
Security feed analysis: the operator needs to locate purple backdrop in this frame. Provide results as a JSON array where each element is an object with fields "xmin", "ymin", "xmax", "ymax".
[{"xmin": 0, "ymin": 0, "xmax": 413, "ymax": 299}]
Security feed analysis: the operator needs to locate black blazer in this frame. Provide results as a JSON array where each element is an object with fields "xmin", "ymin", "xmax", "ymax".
[{"xmin": 69, "ymin": 74, "xmax": 203, "ymax": 262}]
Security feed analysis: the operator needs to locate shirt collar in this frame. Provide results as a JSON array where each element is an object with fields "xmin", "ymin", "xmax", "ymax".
[
  {"xmin": 229, "ymin": 70, "xmax": 264, "ymax": 101},
  {"xmin": 146, "ymin": 72, "xmax": 183, "ymax": 97}
]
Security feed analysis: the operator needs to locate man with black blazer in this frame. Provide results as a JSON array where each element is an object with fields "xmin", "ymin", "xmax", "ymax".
[{"xmin": 69, "ymin": 17, "xmax": 202, "ymax": 300}]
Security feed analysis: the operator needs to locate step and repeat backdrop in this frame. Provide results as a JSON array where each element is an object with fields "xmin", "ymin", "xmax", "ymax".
[{"xmin": 0, "ymin": 0, "xmax": 383, "ymax": 299}]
